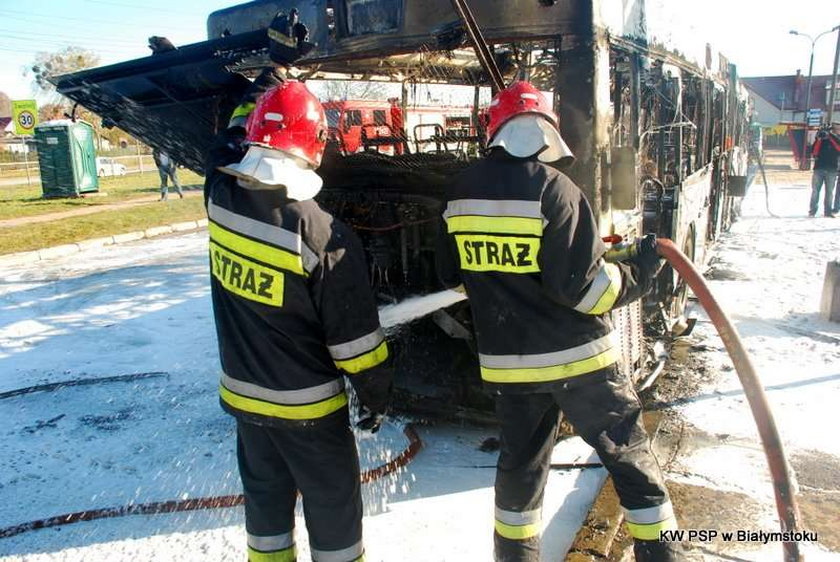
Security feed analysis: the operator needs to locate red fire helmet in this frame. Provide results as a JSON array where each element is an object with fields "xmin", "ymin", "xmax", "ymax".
[
  {"xmin": 245, "ymin": 81, "xmax": 327, "ymax": 168},
  {"xmin": 486, "ymin": 81, "xmax": 558, "ymax": 143}
]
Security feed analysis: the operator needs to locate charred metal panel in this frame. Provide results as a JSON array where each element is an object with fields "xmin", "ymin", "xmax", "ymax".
[
  {"xmin": 610, "ymin": 146, "xmax": 638, "ymax": 210},
  {"xmin": 307, "ymin": 0, "xmax": 586, "ymax": 62},
  {"xmin": 53, "ymin": 34, "xmax": 262, "ymax": 172},
  {"xmin": 207, "ymin": 0, "xmax": 329, "ymax": 48},
  {"xmin": 341, "ymin": 0, "xmax": 403, "ymax": 35},
  {"xmin": 554, "ymin": 2, "xmax": 598, "ymax": 209},
  {"xmin": 207, "ymin": 0, "xmax": 589, "ymax": 64},
  {"xmin": 53, "ymin": 1, "xmax": 595, "ymax": 172}
]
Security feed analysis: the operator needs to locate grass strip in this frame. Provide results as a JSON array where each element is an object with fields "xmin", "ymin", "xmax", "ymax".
[
  {"xmin": 0, "ymin": 171, "xmax": 205, "ymax": 220},
  {"xmin": 0, "ymin": 198, "xmax": 207, "ymax": 255}
]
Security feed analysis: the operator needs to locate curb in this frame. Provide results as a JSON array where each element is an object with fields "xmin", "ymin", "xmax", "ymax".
[{"xmin": 0, "ymin": 218, "xmax": 208, "ymax": 268}]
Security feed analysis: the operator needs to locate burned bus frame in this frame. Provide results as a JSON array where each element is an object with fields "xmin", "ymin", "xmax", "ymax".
[{"xmin": 54, "ymin": 0, "xmax": 751, "ymax": 400}]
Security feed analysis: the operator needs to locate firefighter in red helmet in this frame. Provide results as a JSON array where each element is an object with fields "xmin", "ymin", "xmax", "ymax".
[
  {"xmin": 436, "ymin": 81, "xmax": 683, "ymax": 562},
  {"xmin": 205, "ymin": 71, "xmax": 392, "ymax": 562}
]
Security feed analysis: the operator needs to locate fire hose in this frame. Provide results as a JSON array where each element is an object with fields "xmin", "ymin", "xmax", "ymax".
[
  {"xmin": 611, "ymin": 236, "xmax": 803, "ymax": 562},
  {"xmin": 756, "ymin": 155, "xmax": 779, "ymax": 218},
  {"xmin": 0, "ymin": 423, "xmax": 422, "ymax": 540}
]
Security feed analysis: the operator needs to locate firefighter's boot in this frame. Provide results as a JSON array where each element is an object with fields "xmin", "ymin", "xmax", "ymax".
[{"xmin": 633, "ymin": 539, "xmax": 686, "ymax": 561}]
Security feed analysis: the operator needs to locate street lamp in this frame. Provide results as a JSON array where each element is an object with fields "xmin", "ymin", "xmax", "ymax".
[
  {"xmin": 790, "ymin": 27, "xmax": 837, "ymax": 169},
  {"xmin": 827, "ymin": 25, "xmax": 840, "ymax": 125}
]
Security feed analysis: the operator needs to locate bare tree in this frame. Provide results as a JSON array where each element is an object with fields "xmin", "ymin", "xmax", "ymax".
[
  {"xmin": 26, "ymin": 47, "xmax": 133, "ymax": 150},
  {"xmin": 312, "ymin": 80, "xmax": 395, "ymax": 101},
  {"xmin": 27, "ymin": 46, "xmax": 101, "ymax": 106}
]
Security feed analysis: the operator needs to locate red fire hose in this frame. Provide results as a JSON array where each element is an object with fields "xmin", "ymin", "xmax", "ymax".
[
  {"xmin": 0, "ymin": 423, "xmax": 422, "ymax": 540},
  {"xmin": 656, "ymin": 238, "xmax": 803, "ymax": 562}
]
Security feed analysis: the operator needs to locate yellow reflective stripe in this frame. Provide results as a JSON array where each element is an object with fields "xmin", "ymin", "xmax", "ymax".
[
  {"xmin": 268, "ymin": 27, "xmax": 297, "ymax": 47},
  {"xmin": 231, "ymin": 102, "xmax": 256, "ymax": 120},
  {"xmin": 455, "ymin": 235, "xmax": 540, "ymax": 274},
  {"xmin": 220, "ymin": 385, "xmax": 348, "ymax": 420},
  {"xmin": 209, "ymin": 221, "xmax": 305, "ymax": 276},
  {"xmin": 495, "ymin": 520, "xmax": 540, "ymax": 540},
  {"xmin": 588, "ymin": 263, "xmax": 622, "ymax": 315},
  {"xmin": 625, "ymin": 516, "xmax": 678, "ymax": 541},
  {"xmin": 334, "ymin": 340, "xmax": 389, "ymax": 374},
  {"xmin": 446, "ymin": 215, "xmax": 543, "ymax": 235},
  {"xmin": 481, "ymin": 346, "xmax": 619, "ymax": 383},
  {"xmin": 248, "ymin": 545, "xmax": 296, "ymax": 562},
  {"xmin": 210, "ymin": 241, "xmax": 284, "ymax": 307}
]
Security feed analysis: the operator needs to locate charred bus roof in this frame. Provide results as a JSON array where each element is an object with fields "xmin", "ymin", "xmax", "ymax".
[
  {"xmin": 52, "ymin": 0, "xmax": 729, "ymax": 172},
  {"xmin": 205, "ymin": 0, "xmax": 587, "ymax": 64},
  {"xmin": 52, "ymin": 0, "xmax": 583, "ymax": 172}
]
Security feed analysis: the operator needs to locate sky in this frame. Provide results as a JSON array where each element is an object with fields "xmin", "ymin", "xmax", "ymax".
[{"xmin": 0, "ymin": 0, "xmax": 838, "ymax": 104}]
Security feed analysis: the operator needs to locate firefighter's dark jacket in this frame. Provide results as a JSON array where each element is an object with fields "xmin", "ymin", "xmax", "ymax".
[
  {"xmin": 436, "ymin": 151, "xmax": 649, "ymax": 394},
  {"xmin": 205, "ymin": 128, "xmax": 391, "ymax": 427}
]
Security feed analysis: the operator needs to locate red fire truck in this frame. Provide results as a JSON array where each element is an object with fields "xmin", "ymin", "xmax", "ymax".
[{"xmin": 322, "ymin": 99, "xmax": 477, "ymax": 154}]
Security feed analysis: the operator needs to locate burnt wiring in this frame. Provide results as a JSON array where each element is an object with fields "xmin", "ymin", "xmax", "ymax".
[{"xmin": 351, "ymin": 217, "xmax": 435, "ymax": 232}]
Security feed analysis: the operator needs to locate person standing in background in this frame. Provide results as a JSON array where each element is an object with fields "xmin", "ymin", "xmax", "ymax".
[
  {"xmin": 809, "ymin": 121, "xmax": 840, "ymax": 218},
  {"xmin": 153, "ymin": 147, "xmax": 183, "ymax": 201}
]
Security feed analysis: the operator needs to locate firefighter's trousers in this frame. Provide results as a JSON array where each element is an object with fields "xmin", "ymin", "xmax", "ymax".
[
  {"xmin": 493, "ymin": 367, "xmax": 678, "ymax": 562},
  {"xmin": 236, "ymin": 410, "xmax": 364, "ymax": 562}
]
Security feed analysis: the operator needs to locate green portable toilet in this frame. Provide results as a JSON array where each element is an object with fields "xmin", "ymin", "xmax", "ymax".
[{"xmin": 35, "ymin": 120, "xmax": 99, "ymax": 198}]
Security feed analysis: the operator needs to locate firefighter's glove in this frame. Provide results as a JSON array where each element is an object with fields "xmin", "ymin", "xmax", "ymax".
[
  {"xmin": 356, "ymin": 405, "xmax": 387, "ymax": 434},
  {"xmin": 352, "ymin": 367, "xmax": 393, "ymax": 431},
  {"xmin": 629, "ymin": 234, "xmax": 663, "ymax": 278}
]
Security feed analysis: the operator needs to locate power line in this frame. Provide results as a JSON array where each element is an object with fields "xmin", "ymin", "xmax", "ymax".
[
  {"xmin": 0, "ymin": 7, "xmax": 189, "ymax": 33},
  {"xmin": 1, "ymin": 37, "xmax": 143, "ymax": 57},
  {"xmin": 0, "ymin": 27, "xmax": 149, "ymax": 48},
  {"xmin": 0, "ymin": 46, "xmax": 47, "ymax": 54},
  {"xmin": 84, "ymin": 0, "xmax": 199, "ymax": 16}
]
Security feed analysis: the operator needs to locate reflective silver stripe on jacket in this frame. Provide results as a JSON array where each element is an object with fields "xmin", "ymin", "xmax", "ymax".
[
  {"xmin": 495, "ymin": 507, "xmax": 541, "ymax": 526},
  {"xmin": 248, "ymin": 531, "xmax": 294, "ymax": 551},
  {"xmin": 443, "ymin": 199, "xmax": 546, "ymax": 223},
  {"xmin": 623, "ymin": 502, "xmax": 675, "ymax": 524},
  {"xmin": 327, "ymin": 328, "xmax": 385, "ymax": 360},
  {"xmin": 207, "ymin": 198, "xmax": 319, "ymax": 273},
  {"xmin": 310, "ymin": 539, "xmax": 364, "ymax": 562},
  {"xmin": 573, "ymin": 261, "xmax": 619, "ymax": 313},
  {"xmin": 478, "ymin": 333, "xmax": 616, "ymax": 369},
  {"xmin": 221, "ymin": 373, "xmax": 344, "ymax": 405}
]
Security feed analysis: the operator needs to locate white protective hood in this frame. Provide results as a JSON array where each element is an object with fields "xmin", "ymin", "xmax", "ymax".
[
  {"xmin": 218, "ymin": 144, "xmax": 323, "ymax": 201},
  {"xmin": 489, "ymin": 114, "xmax": 575, "ymax": 165}
]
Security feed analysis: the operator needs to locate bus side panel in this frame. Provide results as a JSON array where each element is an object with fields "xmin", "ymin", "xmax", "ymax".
[{"xmin": 675, "ymin": 165, "xmax": 713, "ymax": 264}]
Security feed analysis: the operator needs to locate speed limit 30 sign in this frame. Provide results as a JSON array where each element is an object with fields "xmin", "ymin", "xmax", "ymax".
[{"xmin": 12, "ymin": 100, "xmax": 39, "ymax": 136}]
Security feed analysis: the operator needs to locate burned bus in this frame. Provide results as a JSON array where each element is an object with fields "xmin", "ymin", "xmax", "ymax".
[{"xmin": 53, "ymin": 0, "xmax": 752, "ymax": 411}]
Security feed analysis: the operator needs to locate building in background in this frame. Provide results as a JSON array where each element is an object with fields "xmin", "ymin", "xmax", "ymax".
[
  {"xmin": 744, "ymin": 71, "xmax": 838, "ymax": 148},
  {"xmin": 1, "ymin": 117, "xmax": 13, "ymax": 140}
]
